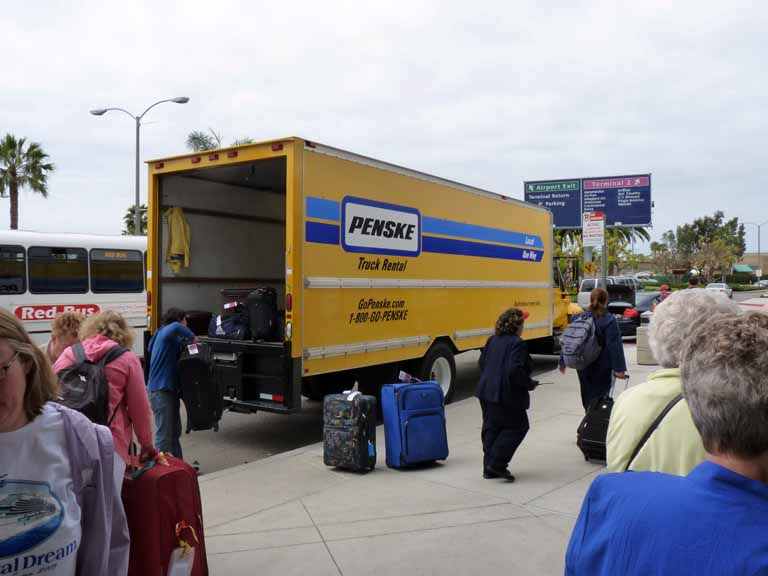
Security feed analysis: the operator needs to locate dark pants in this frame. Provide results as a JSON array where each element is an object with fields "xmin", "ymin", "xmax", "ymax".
[
  {"xmin": 480, "ymin": 400, "xmax": 529, "ymax": 470},
  {"xmin": 150, "ymin": 389, "xmax": 183, "ymax": 459},
  {"xmin": 577, "ymin": 371, "xmax": 612, "ymax": 411}
]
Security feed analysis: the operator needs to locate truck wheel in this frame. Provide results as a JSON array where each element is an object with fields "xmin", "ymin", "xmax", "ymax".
[{"xmin": 418, "ymin": 343, "xmax": 456, "ymax": 403}]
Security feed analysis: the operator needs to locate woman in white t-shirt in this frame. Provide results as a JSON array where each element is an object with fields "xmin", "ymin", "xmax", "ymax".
[{"xmin": 0, "ymin": 308, "xmax": 129, "ymax": 575}]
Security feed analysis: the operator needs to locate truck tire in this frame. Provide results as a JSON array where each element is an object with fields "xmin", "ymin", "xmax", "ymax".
[
  {"xmin": 418, "ymin": 343, "xmax": 456, "ymax": 403},
  {"xmin": 301, "ymin": 372, "xmax": 355, "ymax": 401}
]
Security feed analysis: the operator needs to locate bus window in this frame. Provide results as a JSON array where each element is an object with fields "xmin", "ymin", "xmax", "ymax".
[
  {"xmin": 28, "ymin": 246, "xmax": 88, "ymax": 294},
  {"xmin": 0, "ymin": 245, "xmax": 26, "ymax": 294},
  {"xmin": 90, "ymin": 249, "xmax": 144, "ymax": 293}
]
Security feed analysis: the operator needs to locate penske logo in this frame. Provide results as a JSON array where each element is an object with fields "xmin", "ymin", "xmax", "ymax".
[
  {"xmin": 342, "ymin": 197, "xmax": 420, "ymax": 256},
  {"xmin": 15, "ymin": 304, "xmax": 101, "ymax": 321}
]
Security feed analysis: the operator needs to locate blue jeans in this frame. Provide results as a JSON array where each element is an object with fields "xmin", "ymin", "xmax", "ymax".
[{"xmin": 150, "ymin": 390, "xmax": 183, "ymax": 459}]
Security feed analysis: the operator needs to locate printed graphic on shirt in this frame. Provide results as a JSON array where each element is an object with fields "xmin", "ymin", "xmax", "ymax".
[{"xmin": 0, "ymin": 478, "xmax": 77, "ymax": 572}]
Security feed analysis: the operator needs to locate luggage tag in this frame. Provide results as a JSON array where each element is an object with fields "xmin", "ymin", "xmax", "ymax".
[
  {"xmin": 168, "ymin": 521, "xmax": 198, "ymax": 576},
  {"xmin": 398, "ymin": 370, "xmax": 421, "ymax": 384},
  {"xmin": 187, "ymin": 344, "xmax": 199, "ymax": 355}
]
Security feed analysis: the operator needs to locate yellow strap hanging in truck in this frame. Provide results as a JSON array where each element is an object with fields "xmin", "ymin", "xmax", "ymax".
[{"xmin": 165, "ymin": 207, "xmax": 191, "ymax": 273}]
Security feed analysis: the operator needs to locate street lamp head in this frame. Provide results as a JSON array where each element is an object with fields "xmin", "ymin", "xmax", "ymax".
[
  {"xmin": 89, "ymin": 109, "xmax": 107, "ymax": 116},
  {"xmin": 172, "ymin": 97, "xmax": 190, "ymax": 104}
]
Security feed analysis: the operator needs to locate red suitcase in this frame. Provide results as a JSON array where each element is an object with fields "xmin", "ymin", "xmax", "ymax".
[{"xmin": 122, "ymin": 454, "xmax": 209, "ymax": 576}]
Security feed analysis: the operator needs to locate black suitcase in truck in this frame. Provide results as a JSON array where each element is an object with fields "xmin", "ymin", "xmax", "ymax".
[
  {"xmin": 246, "ymin": 287, "xmax": 278, "ymax": 340},
  {"xmin": 323, "ymin": 392, "xmax": 377, "ymax": 472},
  {"xmin": 178, "ymin": 341, "xmax": 223, "ymax": 432}
]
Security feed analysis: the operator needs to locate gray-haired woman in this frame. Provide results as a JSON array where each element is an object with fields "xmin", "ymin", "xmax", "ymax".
[{"xmin": 606, "ymin": 288, "xmax": 740, "ymax": 475}]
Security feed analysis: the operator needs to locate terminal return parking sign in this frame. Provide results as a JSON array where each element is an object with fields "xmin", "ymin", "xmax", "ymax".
[{"xmin": 523, "ymin": 179, "xmax": 582, "ymax": 228}]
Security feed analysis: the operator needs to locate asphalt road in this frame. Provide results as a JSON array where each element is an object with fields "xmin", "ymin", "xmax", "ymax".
[
  {"xmin": 181, "ymin": 351, "xmax": 560, "ymax": 475},
  {"xmin": 734, "ymin": 289, "xmax": 768, "ymax": 302}
]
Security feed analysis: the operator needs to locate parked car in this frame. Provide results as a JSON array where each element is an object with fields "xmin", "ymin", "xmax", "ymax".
[
  {"xmin": 578, "ymin": 278, "xmax": 614, "ymax": 307},
  {"xmin": 609, "ymin": 291, "xmax": 662, "ymax": 337},
  {"xmin": 577, "ymin": 276, "xmax": 639, "ymax": 307},
  {"xmin": 705, "ymin": 282, "xmax": 733, "ymax": 299}
]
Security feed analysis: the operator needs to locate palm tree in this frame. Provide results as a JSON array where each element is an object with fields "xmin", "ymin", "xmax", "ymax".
[
  {"xmin": 0, "ymin": 134, "xmax": 55, "ymax": 229},
  {"xmin": 186, "ymin": 128, "xmax": 222, "ymax": 152},
  {"xmin": 122, "ymin": 204, "xmax": 147, "ymax": 235},
  {"xmin": 186, "ymin": 129, "xmax": 255, "ymax": 151}
]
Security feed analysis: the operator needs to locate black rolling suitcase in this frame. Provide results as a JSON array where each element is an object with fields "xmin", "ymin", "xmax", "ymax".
[
  {"xmin": 576, "ymin": 376, "xmax": 628, "ymax": 461},
  {"xmin": 576, "ymin": 395, "xmax": 613, "ymax": 461},
  {"xmin": 323, "ymin": 391, "xmax": 377, "ymax": 472},
  {"xmin": 246, "ymin": 287, "xmax": 278, "ymax": 340},
  {"xmin": 178, "ymin": 342, "xmax": 223, "ymax": 432}
]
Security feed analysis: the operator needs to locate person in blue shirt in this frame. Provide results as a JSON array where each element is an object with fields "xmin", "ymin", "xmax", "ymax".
[
  {"xmin": 565, "ymin": 312, "xmax": 768, "ymax": 575},
  {"xmin": 147, "ymin": 308, "xmax": 196, "ymax": 459},
  {"xmin": 560, "ymin": 288, "xmax": 627, "ymax": 409}
]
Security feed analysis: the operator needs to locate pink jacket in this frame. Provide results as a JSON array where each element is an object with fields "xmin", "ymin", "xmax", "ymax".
[{"xmin": 54, "ymin": 334, "xmax": 154, "ymax": 463}]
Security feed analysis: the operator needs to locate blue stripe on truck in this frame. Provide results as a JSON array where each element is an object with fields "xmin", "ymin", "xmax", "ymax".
[
  {"xmin": 305, "ymin": 196, "xmax": 543, "ymax": 249},
  {"xmin": 305, "ymin": 221, "xmax": 543, "ymax": 262},
  {"xmin": 306, "ymin": 221, "xmax": 340, "ymax": 245},
  {"xmin": 422, "ymin": 236, "xmax": 544, "ymax": 262},
  {"xmin": 306, "ymin": 197, "xmax": 341, "ymax": 222},
  {"xmin": 422, "ymin": 216, "xmax": 543, "ymax": 249}
]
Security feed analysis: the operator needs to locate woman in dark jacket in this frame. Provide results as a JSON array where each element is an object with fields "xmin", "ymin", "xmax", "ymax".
[
  {"xmin": 476, "ymin": 308, "xmax": 537, "ymax": 482},
  {"xmin": 560, "ymin": 288, "xmax": 627, "ymax": 409}
]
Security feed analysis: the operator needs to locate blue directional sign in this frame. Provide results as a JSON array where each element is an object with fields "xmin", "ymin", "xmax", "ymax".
[
  {"xmin": 524, "ymin": 179, "xmax": 582, "ymax": 228},
  {"xmin": 581, "ymin": 175, "xmax": 652, "ymax": 227},
  {"xmin": 524, "ymin": 174, "xmax": 652, "ymax": 228}
]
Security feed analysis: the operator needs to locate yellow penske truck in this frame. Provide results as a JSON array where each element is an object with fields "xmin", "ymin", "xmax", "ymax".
[{"xmin": 146, "ymin": 137, "xmax": 568, "ymax": 415}]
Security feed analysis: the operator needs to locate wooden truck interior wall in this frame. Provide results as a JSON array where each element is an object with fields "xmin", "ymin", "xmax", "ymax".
[{"xmin": 158, "ymin": 157, "xmax": 286, "ymax": 320}]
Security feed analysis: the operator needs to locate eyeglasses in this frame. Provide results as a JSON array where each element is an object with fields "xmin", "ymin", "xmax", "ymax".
[{"xmin": 0, "ymin": 352, "xmax": 19, "ymax": 380}]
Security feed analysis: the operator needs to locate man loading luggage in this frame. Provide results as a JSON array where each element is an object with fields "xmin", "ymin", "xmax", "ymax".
[{"xmin": 147, "ymin": 308, "xmax": 197, "ymax": 459}]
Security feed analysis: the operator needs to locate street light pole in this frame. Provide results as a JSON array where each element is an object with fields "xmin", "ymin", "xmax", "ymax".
[
  {"xmin": 744, "ymin": 220, "xmax": 768, "ymax": 279},
  {"xmin": 135, "ymin": 117, "xmax": 141, "ymax": 237},
  {"xmin": 90, "ymin": 97, "xmax": 189, "ymax": 235}
]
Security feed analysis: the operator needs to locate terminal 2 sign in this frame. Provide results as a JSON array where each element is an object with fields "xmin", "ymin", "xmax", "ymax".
[{"xmin": 524, "ymin": 174, "xmax": 652, "ymax": 229}]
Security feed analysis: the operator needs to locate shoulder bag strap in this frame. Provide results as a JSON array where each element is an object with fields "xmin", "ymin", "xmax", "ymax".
[
  {"xmin": 101, "ymin": 345, "xmax": 129, "ymax": 367},
  {"xmin": 625, "ymin": 393, "xmax": 684, "ymax": 471},
  {"xmin": 101, "ymin": 346, "xmax": 129, "ymax": 426},
  {"xmin": 72, "ymin": 342, "xmax": 87, "ymax": 364}
]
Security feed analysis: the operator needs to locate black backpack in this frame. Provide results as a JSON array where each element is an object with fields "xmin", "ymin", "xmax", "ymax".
[{"xmin": 57, "ymin": 343, "xmax": 128, "ymax": 425}]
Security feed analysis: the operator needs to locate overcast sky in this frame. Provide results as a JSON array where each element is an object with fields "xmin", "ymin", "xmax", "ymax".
[{"xmin": 2, "ymin": 1, "xmax": 766, "ymax": 251}]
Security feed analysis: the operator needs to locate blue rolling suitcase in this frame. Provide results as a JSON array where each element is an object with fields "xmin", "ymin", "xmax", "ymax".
[{"xmin": 382, "ymin": 381, "xmax": 449, "ymax": 468}]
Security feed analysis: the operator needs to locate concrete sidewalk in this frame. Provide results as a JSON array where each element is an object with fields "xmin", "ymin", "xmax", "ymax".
[{"xmin": 199, "ymin": 347, "xmax": 655, "ymax": 575}]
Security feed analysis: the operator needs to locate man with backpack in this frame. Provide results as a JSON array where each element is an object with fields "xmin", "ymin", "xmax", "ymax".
[{"xmin": 147, "ymin": 308, "xmax": 197, "ymax": 459}]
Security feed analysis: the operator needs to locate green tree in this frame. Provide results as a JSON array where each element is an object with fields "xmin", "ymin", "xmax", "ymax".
[
  {"xmin": 123, "ymin": 204, "xmax": 147, "ymax": 235},
  {"xmin": 186, "ymin": 128, "xmax": 222, "ymax": 152},
  {"xmin": 674, "ymin": 211, "xmax": 745, "ymax": 280},
  {"xmin": 186, "ymin": 129, "xmax": 255, "ymax": 152},
  {"xmin": 0, "ymin": 134, "xmax": 55, "ymax": 229}
]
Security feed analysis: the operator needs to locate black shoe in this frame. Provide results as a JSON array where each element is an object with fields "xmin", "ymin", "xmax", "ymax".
[{"xmin": 483, "ymin": 466, "xmax": 515, "ymax": 481}]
